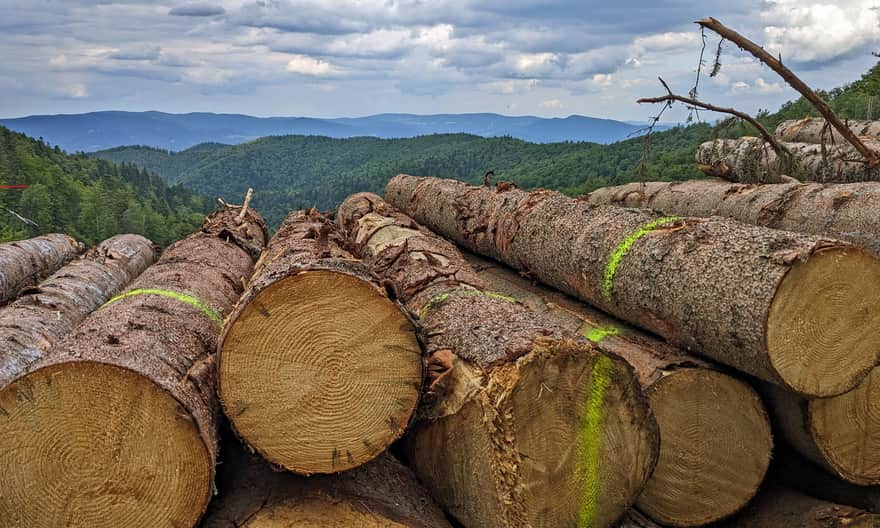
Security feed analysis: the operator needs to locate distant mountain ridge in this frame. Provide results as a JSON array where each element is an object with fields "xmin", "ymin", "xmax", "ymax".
[{"xmin": 0, "ymin": 111, "xmax": 667, "ymax": 152}]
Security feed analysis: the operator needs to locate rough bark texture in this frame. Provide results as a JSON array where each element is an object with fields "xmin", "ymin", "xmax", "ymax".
[
  {"xmin": 466, "ymin": 252, "xmax": 772, "ymax": 527},
  {"xmin": 218, "ymin": 209, "xmax": 421, "ymax": 475},
  {"xmin": 772, "ymin": 448, "xmax": 880, "ymax": 514},
  {"xmin": 584, "ymin": 179, "xmax": 880, "ymax": 257},
  {"xmin": 0, "ymin": 206, "xmax": 267, "ymax": 528},
  {"xmin": 710, "ymin": 484, "xmax": 880, "ymax": 528},
  {"xmin": 338, "ymin": 192, "xmax": 659, "ymax": 528},
  {"xmin": 200, "ymin": 431, "xmax": 452, "ymax": 528},
  {"xmin": 777, "ymin": 118, "xmax": 880, "ymax": 144},
  {"xmin": 0, "ymin": 234, "xmax": 157, "ymax": 387},
  {"xmin": 0, "ymin": 233, "xmax": 82, "ymax": 305},
  {"xmin": 385, "ymin": 174, "xmax": 880, "ymax": 397},
  {"xmin": 696, "ymin": 138, "xmax": 880, "ymax": 184}
]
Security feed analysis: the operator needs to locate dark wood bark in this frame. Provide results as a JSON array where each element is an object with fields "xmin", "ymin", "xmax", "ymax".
[
  {"xmin": 385, "ymin": 174, "xmax": 880, "ymax": 398},
  {"xmin": 338, "ymin": 192, "xmax": 659, "ymax": 528},
  {"xmin": 0, "ymin": 206, "xmax": 266, "ymax": 528},
  {"xmin": 0, "ymin": 233, "xmax": 82, "ymax": 305},
  {"xmin": 584, "ymin": 179, "xmax": 880, "ymax": 257},
  {"xmin": 218, "ymin": 209, "xmax": 421, "ymax": 475},
  {"xmin": 200, "ymin": 431, "xmax": 451, "ymax": 528},
  {"xmin": 696, "ymin": 138, "xmax": 880, "ymax": 184},
  {"xmin": 777, "ymin": 118, "xmax": 880, "ymax": 144},
  {"xmin": 0, "ymin": 234, "xmax": 157, "ymax": 387}
]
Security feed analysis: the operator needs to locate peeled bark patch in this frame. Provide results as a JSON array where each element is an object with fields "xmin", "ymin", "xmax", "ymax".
[
  {"xmin": 219, "ymin": 209, "xmax": 422, "ymax": 475},
  {"xmin": 584, "ymin": 180, "xmax": 880, "ymax": 257},
  {"xmin": 0, "ymin": 234, "xmax": 157, "ymax": 387},
  {"xmin": 777, "ymin": 118, "xmax": 880, "ymax": 144},
  {"xmin": 467, "ymin": 252, "xmax": 772, "ymax": 527},
  {"xmin": 338, "ymin": 192, "xmax": 658, "ymax": 528},
  {"xmin": 385, "ymin": 174, "xmax": 880, "ymax": 397},
  {"xmin": 0, "ymin": 206, "xmax": 266, "ymax": 528},
  {"xmin": 0, "ymin": 233, "xmax": 82, "ymax": 304}
]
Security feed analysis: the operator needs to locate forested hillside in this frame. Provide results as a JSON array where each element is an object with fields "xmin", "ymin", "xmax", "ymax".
[
  {"xmin": 94, "ymin": 63, "xmax": 880, "ymax": 229},
  {"xmin": 0, "ymin": 126, "xmax": 210, "ymax": 246}
]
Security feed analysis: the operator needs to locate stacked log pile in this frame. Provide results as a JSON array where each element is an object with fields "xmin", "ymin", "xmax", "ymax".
[{"xmin": 0, "ymin": 233, "xmax": 83, "ymax": 304}]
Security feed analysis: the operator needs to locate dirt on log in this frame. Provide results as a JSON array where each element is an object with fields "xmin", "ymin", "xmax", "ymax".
[
  {"xmin": 777, "ymin": 118, "xmax": 880, "ymax": 144},
  {"xmin": 337, "ymin": 192, "xmax": 659, "ymax": 528},
  {"xmin": 0, "ymin": 234, "xmax": 157, "ymax": 387},
  {"xmin": 0, "ymin": 233, "xmax": 83, "ymax": 305},
  {"xmin": 696, "ymin": 137, "xmax": 880, "ymax": 184},
  {"xmin": 218, "ymin": 208, "xmax": 422, "ymax": 475},
  {"xmin": 200, "ymin": 432, "xmax": 451, "ymax": 528},
  {"xmin": 385, "ymin": 174, "xmax": 880, "ymax": 398},
  {"xmin": 584, "ymin": 179, "xmax": 880, "ymax": 257},
  {"xmin": 761, "ymin": 366, "xmax": 880, "ymax": 486},
  {"xmin": 465, "ymin": 252, "xmax": 772, "ymax": 527},
  {"xmin": 0, "ymin": 206, "xmax": 267, "ymax": 528}
]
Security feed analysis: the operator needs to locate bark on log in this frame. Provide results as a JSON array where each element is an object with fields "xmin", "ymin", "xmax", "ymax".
[
  {"xmin": 465, "ymin": 252, "xmax": 772, "ymax": 527},
  {"xmin": 710, "ymin": 484, "xmax": 880, "ymax": 528},
  {"xmin": 0, "ymin": 206, "xmax": 267, "ymax": 528},
  {"xmin": 337, "ymin": 192, "xmax": 659, "ymax": 528},
  {"xmin": 583, "ymin": 179, "xmax": 880, "ymax": 257},
  {"xmin": 777, "ymin": 118, "xmax": 880, "ymax": 144},
  {"xmin": 761, "ymin": 366, "xmax": 880, "ymax": 485},
  {"xmin": 218, "ymin": 209, "xmax": 422, "ymax": 475},
  {"xmin": 385, "ymin": 174, "xmax": 880, "ymax": 398},
  {"xmin": 0, "ymin": 233, "xmax": 82, "ymax": 305},
  {"xmin": 696, "ymin": 138, "xmax": 880, "ymax": 184},
  {"xmin": 200, "ymin": 433, "xmax": 451, "ymax": 528},
  {"xmin": 0, "ymin": 234, "xmax": 158, "ymax": 387}
]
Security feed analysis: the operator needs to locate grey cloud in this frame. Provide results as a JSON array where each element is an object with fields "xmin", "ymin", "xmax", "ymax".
[
  {"xmin": 169, "ymin": 3, "xmax": 226, "ymax": 17},
  {"xmin": 109, "ymin": 46, "xmax": 161, "ymax": 61}
]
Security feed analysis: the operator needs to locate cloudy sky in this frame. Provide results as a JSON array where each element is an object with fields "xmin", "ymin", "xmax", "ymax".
[{"xmin": 1, "ymin": 0, "xmax": 879, "ymax": 121}]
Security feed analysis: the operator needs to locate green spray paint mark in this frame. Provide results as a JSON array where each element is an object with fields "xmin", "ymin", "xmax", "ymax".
[
  {"xmin": 602, "ymin": 216, "xmax": 681, "ymax": 301},
  {"xmin": 576, "ymin": 354, "xmax": 613, "ymax": 528},
  {"xmin": 102, "ymin": 288, "xmax": 224, "ymax": 327},
  {"xmin": 418, "ymin": 290, "xmax": 517, "ymax": 319},
  {"xmin": 582, "ymin": 326, "xmax": 620, "ymax": 343}
]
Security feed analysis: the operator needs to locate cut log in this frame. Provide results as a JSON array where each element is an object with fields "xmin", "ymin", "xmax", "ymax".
[
  {"xmin": 696, "ymin": 137, "xmax": 880, "ymax": 184},
  {"xmin": 711, "ymin": 484, "xmax": 880, "ymax": 528},
  {"xmin": 0, "ymin": 206, "xmax": 267, "ymax": 528},
  {"xmin": 583, "ymin": 180, "xmax": 880, "ymax": 257},
  {"xmin": 218, "ymin": 209, "xmax": 422, "ymax": 475},
  {"xmin": 337, "ymin": 192, "xmax": 659, "ymax": 528},
  {"xmin": 201, "ymin": 433, "xmax": 451, "ymax": 528},
  {"xmin": 761, "ymin": 366, "xmax": 880, "ymax": 485},
  {"xmin": 777, "ymin": 118, "xmax": 880, "ymax": 144},
  {"xmin": 0, "ymin": 233, "xmax": 82, "ymax": 304},
  {"xmin": 385, "ymin": 174, "xmax": 880, "ymax": 397},
  {"xmin": 469, "ymin": 252, "xmax": 771, "ymax": 524},
  {"xmin": 466, "ymin": 252, "xmax": 772, "ymax": 527},
  {"xmin": 0, "ymin": 234, "xmax": 157, "ymax": 387}
]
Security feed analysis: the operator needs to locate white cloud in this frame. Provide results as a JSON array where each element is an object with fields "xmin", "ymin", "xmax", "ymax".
[
  {"xmin": 286, "ymin": 54, "xmax": 337, "ymax": 76},
  {"xmin": 540, "ymin": 98, "xmax": 563, "ymax": 109},
  {"xmin": 731, "ymin": 81, "xmax": 750, "ymax": 93},
  {"xmin": 479, "ymin": 79, "xmax": 539, "ymax": 94},
  {"xmin": 755, "ymin": 77, "xmax": 783, "ymax": 94}
]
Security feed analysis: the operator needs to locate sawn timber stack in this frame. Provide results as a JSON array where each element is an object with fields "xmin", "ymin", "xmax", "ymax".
[
  {"xmin": 385, "ymin": 174, "xmax": 880, "ymax": 398},
  {"xmin": 218, "ymin": 209, "xmax": 422, "ymax": 475},
  {"xmin": 0, "ymin": 206, "xmax": 267, "ymax": 528},
  {"xmin": 337, "ymin": 192, "xmax": 659, "ymax": 528}
]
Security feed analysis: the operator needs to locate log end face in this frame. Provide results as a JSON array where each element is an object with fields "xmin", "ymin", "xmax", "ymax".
[
  {"xmin": 219, "ymin": 270, "xmax": 422, "ymax": 475},
  {"xmin": 635, "ymin": 368, "xmax": 772, "ymax": 526},
  {"xmin": 810, "ymin": 367, "xmax": 880, "ymax": 485},
  {"xmin": 0, "ymin": 361, "xmax": 212, "ymax": 528},
  {"xmin": 768, "ymin": 246, "xmax": 880, "ymax": 397}
]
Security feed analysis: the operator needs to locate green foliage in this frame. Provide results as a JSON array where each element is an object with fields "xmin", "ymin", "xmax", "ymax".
[{"xmin": 0, "ymin": 126, "xmax": 211, "ymax": 246}]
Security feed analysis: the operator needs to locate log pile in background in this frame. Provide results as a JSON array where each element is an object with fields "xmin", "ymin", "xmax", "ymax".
[
  {"xmin": 385, "ymin": 174, "xmax": 880, "ymax": 398},
  {"xmin": 0, "ymin": 234, "xmax": 157, "ymax": 387},
  {"xmin": 465, "ymin": 252, "xmax": 772, "ymax": 527},
  {"xmin": 584, "ymin": 179, "xmax": 880, "ymax": 257},
  {"xmin": 0, "ymin": 233, "xmax": 82, "ymax": 304},
  {"xmin": 777, "ymin": 118, "xmax": 880, "ymax": 144},
  {"xmin": 0, "ymin": 206, "xmax": 266, "ymax": 528},
  {"xmin": 337, "ymin": 192, "xmax": 659, "ymax": 528},
  {"xmin": 218, "ymin": 208, "xmax": 422, "ymax": 475}
]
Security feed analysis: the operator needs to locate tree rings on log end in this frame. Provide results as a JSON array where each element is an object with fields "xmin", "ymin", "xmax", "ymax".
[
  {"xmin": 0, "ymin": 362, "xmax": 212, "ymax": 528},
  {"xmin": 635, "ymin": 368, "xmax": 772, "ymax": 526},
  {"xmin": 810, "ymin": 367, "xmax": 880, "ymax": 485},
  {"xmin": 219, "ymin": 270, "xmax": 422, "ymax": 475},
  {"xmin": 234, "ymin": 493, "xmax": 412, "ymax": 528},
  {"xmin": 768, "ymin": 247, "xmax": 880, "ymax": 397}
]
